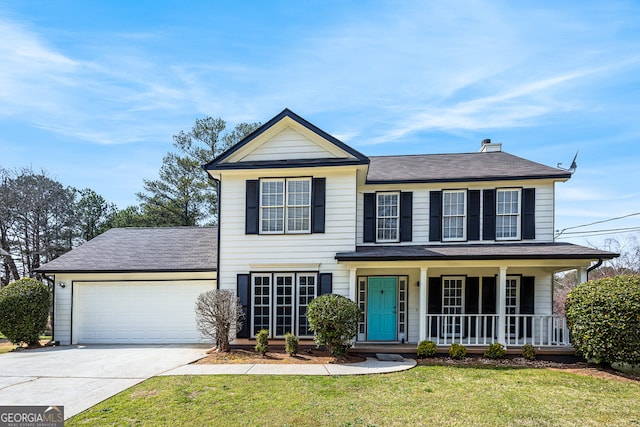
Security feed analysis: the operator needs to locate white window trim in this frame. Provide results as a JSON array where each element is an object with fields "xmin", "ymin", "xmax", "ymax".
[
  {"xmin": 496, "ymin": 188, "xmax": 521, "ymax": 241},
  {"xmin": 442, "ymin": 190, "xmax": 467, "ymax": 242},
  {"xmin": 442, "ymin": 276, "xmax": 465, "ymax": 337},
  {"xmin": 250, "ymin": 272, "xmax": 318, "ymax": 338},
  {"xmin": 505, "ymin": 276, "xmax": 521, "ymax": 314},
  {"xmin": 259, "ymin": 177, "xmax": 312, "ymax": 235},
  {"xmin": 376, "ymin": 191, "xmax": 400, "ymax": 243}
]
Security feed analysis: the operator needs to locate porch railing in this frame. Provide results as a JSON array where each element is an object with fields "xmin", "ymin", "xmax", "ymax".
[{"xmin": 425, "ymin": 314, "xmax": 570, "ymax": 347}]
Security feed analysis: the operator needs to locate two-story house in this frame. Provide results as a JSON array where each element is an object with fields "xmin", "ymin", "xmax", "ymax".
[
  {"xmin": 204, "ymin": 109, "xmax": 616, "ymax": 348},
  {"xmin": 41, "ymin": 108, "xmax": 617, "ymax": 347}
]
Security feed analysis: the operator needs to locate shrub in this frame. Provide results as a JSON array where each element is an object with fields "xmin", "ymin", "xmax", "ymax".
[
  {"xmin": 522, "ymin": 344, "xmax": 536, "ymax": 360},
  {"xmin": 306, "ymin": 294, "xmax": 361, "ymax": 359},
  {"xmin": 484, "ymin": 343, "xmax": 506, "ymax": 359},
  {"xmin": 0, "ymin": 278, "xmax": 50, "ymax": 346},
  {"xmin": 565, "ymin": 275, "xmax": 640, "ymax": 365},
  {"xmin": 417, "ymin": 340, "xmax": 437, "ymax": 358},
  {"xmin": 285, "ymin": 332, "xmax": 299, "ymax": 356},
  {"xmin": 255, "ymin": 329, "xmax": 269, "ymax": 356},
  {"xmin": 195, "ymin": 289, "xmax": 244, "ymax": 352},
  {"xmin": 449, "ymin": 343, "xmax": 467, "ymax": 359}
]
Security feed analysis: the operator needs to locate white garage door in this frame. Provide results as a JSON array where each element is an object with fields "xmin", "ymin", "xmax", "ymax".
[{"xmin": 73, "ymin": 281, "xmax": 215, "ymax": 344}]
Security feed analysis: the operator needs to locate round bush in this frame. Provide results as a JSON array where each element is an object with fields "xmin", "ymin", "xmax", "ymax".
[
  {"xmin": 306, "ymin": 294, "xmax": 360, "ymax": 359},
  {"xmin": 565, "ymin": 275, "xmax": 640, "ymax": 365},
  {"xmin": 0, "ymin": 278, "xmax": 50, "ymax": 346},
  {"xmin": 522, "ymin": 344, "xmax": 536, "ymax": 361},
  {"xmin": 449, "ymin": 343, "xmax": 467, "ymax": 359},
  {"xmin": 417, "ymin": 340, "xmax": 437, "ymax": 358},
  {"xmin": 484, "ymin": 343, "xmax": 506, "ymax": 359}
]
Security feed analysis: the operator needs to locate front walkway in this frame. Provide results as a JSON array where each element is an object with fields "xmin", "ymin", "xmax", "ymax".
[{"xmin": 162, "ymin": 356, "xmax": 416, "ymax": 376}]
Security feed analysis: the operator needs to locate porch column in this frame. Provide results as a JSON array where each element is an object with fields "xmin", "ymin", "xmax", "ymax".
[
  {"xmin": 497, "ymin": 266, "xmax": 508, "ymax": 346},
  {"xmin": 578, "ymin": 267, "xmax": 588, "ymax": 284},
  {"xmin": 349, "ymin": 268, "xmax": 357, "ymax": 302},
  {"xmin": 419, "ymin": 267, "xmax": 428, "ymax": 341}
]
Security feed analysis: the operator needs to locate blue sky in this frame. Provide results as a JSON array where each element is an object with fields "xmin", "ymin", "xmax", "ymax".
[{"xmin": 1, "ymin": 1, "xmax": 639, "ymax": 249}]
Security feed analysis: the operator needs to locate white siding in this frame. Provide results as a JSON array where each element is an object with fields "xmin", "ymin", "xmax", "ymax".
[
  {"xmin": 241, "ymin": 128, "xmax": 342, "ymax": 162},
  {"xmin": 217, "ymin": 168, "xmax": 357, "ymax": 299},
  {"xmin": 357, "ymin": 181, "xmax": 557, "ymax": 245}
]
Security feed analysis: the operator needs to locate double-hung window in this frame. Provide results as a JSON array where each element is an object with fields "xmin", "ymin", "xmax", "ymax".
[
  {"xmin": 260, "ymin": 178, "xmax": 311, "ymax": 234},
  {"xmin": 376, "ymin": 192, "xmax": 399, "ymax": 242},
  {"xmin": 442, "ymin": 190, "xmax": 466, "ymax": 241},
  {"xmin": 496, "ymin": 189, "xmax": 520, "ymax": 240}
]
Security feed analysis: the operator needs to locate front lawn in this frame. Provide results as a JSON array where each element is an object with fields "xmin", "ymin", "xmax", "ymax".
[{"xmin": 68, "ymin": 365, "xmax": 640, "ymax": 426}]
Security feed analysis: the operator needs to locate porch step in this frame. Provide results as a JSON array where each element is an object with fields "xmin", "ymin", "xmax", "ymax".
[{"xmin": 376, "ymin": 353, "xmax": 405, "ymax": 362}]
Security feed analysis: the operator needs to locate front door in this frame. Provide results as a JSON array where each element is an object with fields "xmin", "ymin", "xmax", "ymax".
[{"xmin": 367, "ymin": 277, "xmax": 397, "ymax": 341}]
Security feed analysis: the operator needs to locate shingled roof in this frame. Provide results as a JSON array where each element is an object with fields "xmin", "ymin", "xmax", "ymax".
[
  {"xmin": 336, "ymin": 242, "xmax": 618, "ymax": 261},
  {"xmin": 37, "ymin": 227, "xmax": 217, "ymax": 273},
  {"xmin": 366, "ymin": 151, "xmax": 571, "ymax": 183}
]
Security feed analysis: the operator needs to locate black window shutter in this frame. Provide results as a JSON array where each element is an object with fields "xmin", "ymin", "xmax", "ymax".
[
  {"xmin": 400, "ymin": 192, "xmax": 413, "ymax": 242},
  {"xmin": 428, "ymin": 277, "xmax": 442, "ymax": 337},
  {"xmin": 236, "ymin": 274, "xmax": 251, "ymax": 338},
  {"xmin": 465, "ymin": 277, "xmax": 480, "ymax": 314},
  {"xmin": 429, "ymin": 191, "xmax": 442, "ymax": 241},
  {"xmin": 522, "ymin": 188, "xmax": 536, "ymax": 240},
  {"xmin": 467, "ymin": 190, "xmax": 480, "ymax": 241},
  {"xmin": 318, "ymin": 273, "xmax": 333, "ymax": 295},
  {"xmin": 520, "ymin": 276, "xmax": 535, "ymax": 338},
  {"xmin": 481, "ymin": 276, "xmax": 497, "ymax": 314},
  {"xmin": 520, "ymin": 277, "xmax": 535, "ymax": 314},
  {"xmin": 245, "ymin": 180, "xmax": 259, "ymax": 234},
  {"xmin": 312, "ymin": 178, "xmax": 326, "ymax": 234},
  {"xmin": 363, "ymin": 193, "xmax": 376, "ymax": 243},
  {"xmin": 483, "ymin": 189, "xmax": 496, "ymax": 240}
]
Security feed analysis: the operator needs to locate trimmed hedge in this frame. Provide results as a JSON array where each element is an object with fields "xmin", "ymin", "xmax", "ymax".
[
  {"xmin": 307, "ymin": 294, "xmax": 360, "ymax": 359},
  {"xmin": 565, "ymin": 275, "xmax": 640, "ymax": 365},
  {"xmin": 0, "ymin": 278, "xmax": 50, "ymax": 346},
  {"xmin": 449, "ymin": 343, "xmax": 467, "ymax": 359},
  {"xmin": 417, "ymin": 340, "xmax": 437, "ymax": 358},
  {"xmin": 484, "ymin": 343, "xmax": 506, "ymax": 359}
]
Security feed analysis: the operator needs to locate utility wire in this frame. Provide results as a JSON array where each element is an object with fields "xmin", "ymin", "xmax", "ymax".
[{"xmin": 555, "ymin": 212, "xmax": 640, "ymax": 238}]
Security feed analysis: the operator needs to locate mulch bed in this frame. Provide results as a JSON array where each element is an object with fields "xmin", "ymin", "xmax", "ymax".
[{"xmin": 194, "ymin": 348, "xmax": 366, "ymax": 365}]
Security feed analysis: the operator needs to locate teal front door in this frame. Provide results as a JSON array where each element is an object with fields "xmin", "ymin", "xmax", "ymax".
[{"xmin": 367, "ymin": 277, "xmax": 397, "ymax": 341}]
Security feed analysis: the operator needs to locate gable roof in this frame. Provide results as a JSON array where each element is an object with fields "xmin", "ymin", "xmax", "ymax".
[
  {"xmin": 37, "ymin": 227, "xmax": 217, "ymax": 273},
  {"xmin": 366, "ymin": 151, "xmax": 572, "ymax": 183},
  {"xmin": 336, "ymin": 242, "xmax": 618, "ymax": 262},
  {"xmin": 204, "ymin": 108, "xmax": 369, "ymax": 170}
]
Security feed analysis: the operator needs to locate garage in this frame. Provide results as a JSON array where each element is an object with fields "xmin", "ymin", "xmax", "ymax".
[
  {"xmin": 37, "ymin": 227, "xmax": 219, "ymax": 345},
  {"xmin": 72, "ymin": 280, "xmax": 214, "ymax": 344}
]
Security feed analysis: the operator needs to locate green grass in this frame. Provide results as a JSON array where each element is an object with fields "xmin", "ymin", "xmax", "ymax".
[{"xmin": 67, "ymin": 366, "xmax": 640, "ymax": 426}]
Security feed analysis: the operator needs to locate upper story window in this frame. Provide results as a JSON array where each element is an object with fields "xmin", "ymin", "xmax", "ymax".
[
  {"xmin": 442, "ymin": 190, "xmax": 466, "ymax": 241},
  {"xmin": 260, "ymin": 178, "xmax": 311, "ymax": 234},
  {"xmin": 496, "ymin": 189, "xmax": 520, "ymax": 240},
  {"xmin": 376, "ymin": 192, "xmax": 399, "ymax": 242}
]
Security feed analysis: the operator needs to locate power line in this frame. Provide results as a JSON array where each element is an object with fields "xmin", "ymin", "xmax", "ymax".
[
  {"xmin": 555, "ymin": 212, "xmax": 640, "ymax": 238},
  {"xmin": 562, "ymin": 226, "xmax": 640, "ymax": 236},
  {"xmin": 558, "ymin": 228, "xmax": 640, "ymax": 239}
]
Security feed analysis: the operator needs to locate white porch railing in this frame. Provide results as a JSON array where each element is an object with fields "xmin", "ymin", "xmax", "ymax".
[{"xmin": 425, "ymin": 314, "xmax": 570, "ymax": 347}]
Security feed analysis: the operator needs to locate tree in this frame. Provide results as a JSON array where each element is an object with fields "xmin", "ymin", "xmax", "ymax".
[
  {"xmin": 138, "ymin": 117, "xmax": 260, "ymax": 226},
  {"xmin": 106, "ymin": 206, "xmax": 151, "ymax": 228},
  {"xmin": 566, "ymin": 275, "xmax": 640, "ymax": 365},
  {"xmin": 306, "ymin": 294, "xmax": 361, "ymax": 359},
  {"xmin": 194, "ymin": 289, "xmax": 244, "ymax": 352},
  {"xmin": 0, "ymin": 278, "xmax": 50, "ymax": 346},
  {"xmin": 76, "ymin": 188, "xmax": 117, "ymax": 241}
]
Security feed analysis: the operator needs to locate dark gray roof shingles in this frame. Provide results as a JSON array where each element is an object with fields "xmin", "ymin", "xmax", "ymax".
[
  {"xmin": 336, "ymin": 242, "xmax": 618, "ymax": 261},
  {"xmin": 366, "ymin": 151, "xmax": 571, "ymax": 183},
  {"xmin": 37, "ymin": 227, "xmax": 217, "ymax": 273}
]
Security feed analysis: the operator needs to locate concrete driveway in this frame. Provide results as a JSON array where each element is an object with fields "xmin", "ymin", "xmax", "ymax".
[{"xmin": 0, "ymin": 345, "xmax": 207, "ymax": 419}]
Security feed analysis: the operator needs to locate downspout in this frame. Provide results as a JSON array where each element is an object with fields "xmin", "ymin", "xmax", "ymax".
[
  {"xmin": 586, "ymin": 258, "xmax": 604, "ymax": 281},
  {"xmin": 205, "ymin": 170, "xmax": 221, "ymax": 289}
]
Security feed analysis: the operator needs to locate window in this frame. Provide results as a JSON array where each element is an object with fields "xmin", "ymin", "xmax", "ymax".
[
  {"xmin": 376, "ymin": 192, "xmax": 399, "ymax": 242},
  {"xmin": 496, "ymin": 189, "xmax": 520, "ymax": 240},
  {"xmin": 442, "ymin": 277, "xmax": 464, "ymax": 336},
  {"xmin": 442, "ymin": 190, "xmax": 466, "ymax": 241},
  {"xmin": 260, "ymin": 178, "xmax": 311, "ymax": 234},
  {"xmin": 251, "ymin": 272, "xmax": 317, "ymax": 338},
  {"xmin": 505, "ymin": 276, "xmax": 520, "ymax": 337}
]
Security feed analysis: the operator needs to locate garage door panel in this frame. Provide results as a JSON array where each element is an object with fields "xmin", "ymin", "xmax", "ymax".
[{"xmin": 73, "ymin": 281, "xmax": 215, "ymax": 344}]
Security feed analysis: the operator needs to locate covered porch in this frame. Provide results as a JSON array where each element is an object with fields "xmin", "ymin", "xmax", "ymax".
[{"xmin": 336, "ymin": 242, "xmax": 617, "ymax": 349}]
